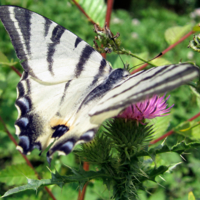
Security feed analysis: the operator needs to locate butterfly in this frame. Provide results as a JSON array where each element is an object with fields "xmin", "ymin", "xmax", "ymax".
[{"xmin": 0, "ymin": 6, "xmax": 199, "ymax": 162}]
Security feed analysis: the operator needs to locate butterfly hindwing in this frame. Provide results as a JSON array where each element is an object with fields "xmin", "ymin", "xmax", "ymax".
[
  {"xmin": 0, "ymin": 6, "xmax": 199, "ymax": 161},
  {"xmin": 0, "ymin": 6, "xmax": 112, "ymax": 155}
]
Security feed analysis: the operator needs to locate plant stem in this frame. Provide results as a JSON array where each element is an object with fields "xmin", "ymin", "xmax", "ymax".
[
  {"xmin": 11, "ymin": 66, "xmax": 21, "ymax": 77},
  {"xmin": 131, "ymin": 30, "xmax": 195, "ymax": 74},
  {"xmin": 72, "ymin": 0, "xmax": 96, "ymax": 25},
  {"xmin": 77, "ymin": 162, "xmax": 89, "ymax": 200}
]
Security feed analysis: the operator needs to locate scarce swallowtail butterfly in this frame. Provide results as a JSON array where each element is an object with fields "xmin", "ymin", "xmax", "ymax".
[{"xmin": 0, "ymin": 6, "xmax": 199, "ymax": 162}]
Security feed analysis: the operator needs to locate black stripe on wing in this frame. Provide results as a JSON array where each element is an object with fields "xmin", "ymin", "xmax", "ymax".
[
  {"xmin": 44, "ymin": 18, "xmax": 52, "ymax": 37},
  {"xmin": 91, "ymin": 58, "xmax": 108, "ymax": 85},
  {"xmin": 14, "ymin": 7, "xmax": 31, "ymax": 56},
  {"xmin": 17, "ymin": 82, "xmax": 25, "ymax": 98},
  {"xmin": 47, "ymin": 25, "xmax": 65, "ymax": 75},
  {"xmin": 59, "ymin": 80, "xmax": 71, "ymax": 105},
  {"xmin": 0, "ymin": 6, "xmax": 31, "ymax": 70},
  {"xmin": 74, "ymin": 37, "xmax": 82, "ymax": 48},
  {"xmin": 75, "ymin": 45, "xmax": 95, "ymax": 78}
]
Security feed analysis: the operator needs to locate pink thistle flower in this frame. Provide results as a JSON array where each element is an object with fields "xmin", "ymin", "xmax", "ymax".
[{"xmin": 117, "ymin": 95, "xmax": 173, "ymax": 122}]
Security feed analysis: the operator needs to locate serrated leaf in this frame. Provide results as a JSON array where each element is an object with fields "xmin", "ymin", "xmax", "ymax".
[
  {"xmin": 0, "ymin": 164, "xmax": 37, "ymax": 186},
  {"xmin": 78, "ymin": 0, "xmax": 106, "ymax": 27},
  {"xmin": 170, "ymin": 142, "xmax": 200, "ymax": 154},
  {"xmin": 188, "ymin": 191, "xmax": 196, "ymax": 200},
  {"xmin": 1, "ymin": 178, "xmax": 52, "ymax": 198},
  {"xmin": 137, "ymin": 142, "xmax": 200, "ymax": 157},
  {"xmin": 165, "ymin": 24, "xmax": 192, "ymax": 45},
  {"xmin": 1, "ymin": 167, "xmax": 110, "ymax": 198}
]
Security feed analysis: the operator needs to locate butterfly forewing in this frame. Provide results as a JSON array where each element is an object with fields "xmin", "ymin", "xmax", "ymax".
[
  {"xmin": 89, "ymin": 64, "xmax": 199, "ymax": 124},
  {"xmin": 0, "ymin": 6, "xmax": 199, "ymax": 161},
  {"xmin": 0, "ymin": 6, "xmax": 111, "ymax": 83}
]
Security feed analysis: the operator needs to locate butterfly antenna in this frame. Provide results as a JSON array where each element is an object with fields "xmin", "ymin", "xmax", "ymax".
[{"xmin": 129, "ymin": 52, "xmax": 163, "ymax": 71}]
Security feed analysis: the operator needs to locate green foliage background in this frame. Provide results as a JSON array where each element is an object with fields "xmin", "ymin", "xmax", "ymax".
[{"xmin": 0, "ymin": 0, "xmax": 200, "ymax": 199}]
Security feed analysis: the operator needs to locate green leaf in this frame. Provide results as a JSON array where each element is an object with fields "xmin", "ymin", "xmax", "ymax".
[
  {"xmin": 192, "ymin": 24, "xmax": 200, "ymax": 32},
  {"xmin": 0, "ymin": 51, "xmax": 18, "ymax": 66},
  {"xmin": 0, "ymin": 164, "xmax": 37, "ymax": 186},
  {"xmin": 165, "ymin": 24, "xmax": 192, "ymax": 45},
  {"xmin": 150, "ymin": 57, "xmax": 171, "ymax": 66},
  {"xmin": 0, "ymin": 51, "xmax": 9, "ymax": 63},
  {"xmin": 137, "ymin": 142, "xmax": 200, "ymax": 157},
  {"xmin": 174, "ymin": 121, "xmax": 200, "ymax": 140},
  {"xmin": 0, "ymin": 72, "xmax": 6, "ymax": 96},
  {"xmin": 149, "ymin": 114, "xmax": 171, "ymax": 139},
  {"xmin": 171, "ymin": 142, "xmax": 200, "ymax": 154},
  {"xmin": 78, "ymin": 0, "xmax": 106, "ymax": 27},
  {"xmin": 1, "ymin": 167, "xmax": 110, "ymax": 197},
  {"xmin": 188, "ymin": 191, "xmax": 196, "ymax": 200},
  {"xmin": 1, "ymin": 178, "xmax": 52, "ymax": 198},
  {"xmin": 146, "ymin": 166, "xmax": 168, "ymax": 182},
  {"xmin": 168, "ymin": 162, "xmax": 182, "ymax": 172},
  {"xmin": 190, "ymin": 86, "xmax": 200, "ymax": 108}
]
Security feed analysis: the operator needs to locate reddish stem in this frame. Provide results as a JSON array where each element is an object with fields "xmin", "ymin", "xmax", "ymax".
[
  {"xmin": 101, "ymin": 0, "xmax": 114, "ymax": 59},
  {"xmin": 162, "ymin": 30, "xmax": 195, "ymax": 54},
  {"xmin": 150, "ymin": 111, "xmax": 200, "ymax": 145},
  {"xmin": 78, "ymin": 1, "xmax": 114, "ymax": 200},
  {"xmin": 131, "ymin": 30, "xmax": 195, "ymax": 74},
  {"xmin": 150, "ymin": 130, "xmax": 174, "ymax": 145},
  {"xmin": 72, "ymin": 0, "xmax": 96, "ymax": 25},
  {"xmin": 77, "ymin": 162, "xmax": 90, "ymax": 200},
  {"xmin": 11, "ymin": 66, "xmax": 22, "ymax": 77},
  {"xmin": 188, "ymin": 112, "xmax": 200, "ymax": 121},
  {"xmin": 0, "ymin": 116, "xmax": 57, "ymax": 200},
  {"xmin": 105, "ymin": 0, "xmax": 114, "ymax": 28}
]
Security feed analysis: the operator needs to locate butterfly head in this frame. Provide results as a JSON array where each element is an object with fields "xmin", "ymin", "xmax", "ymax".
[{"xmin": 109, "ymin": 68, "xmax": 129, "ymax": 82}]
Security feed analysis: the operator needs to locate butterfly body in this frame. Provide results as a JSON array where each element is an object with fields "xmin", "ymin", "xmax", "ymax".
[{"xmin": 0, "ymin": 6, "xmax": 199, "ymax": 161}]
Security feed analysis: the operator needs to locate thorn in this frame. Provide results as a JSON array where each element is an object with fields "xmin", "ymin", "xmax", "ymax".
[
  {"xmin": 159, "ymin": 175, "xmax": 166, "ymax": 181},
  {"xmin": 180, "ymin": 154, "xmax": 186, "ymax": 161}
]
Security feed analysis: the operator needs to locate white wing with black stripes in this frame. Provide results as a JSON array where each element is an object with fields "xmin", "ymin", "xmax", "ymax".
[{"xmin": 0, "ymin": 6, "xmax": 199, "ymax": 162}]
